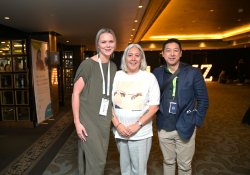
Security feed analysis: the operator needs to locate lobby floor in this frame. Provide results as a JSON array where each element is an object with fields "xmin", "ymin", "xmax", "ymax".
[{"xmin": 1, "ymin": 82, "xmax": 250, "ymax": 175}]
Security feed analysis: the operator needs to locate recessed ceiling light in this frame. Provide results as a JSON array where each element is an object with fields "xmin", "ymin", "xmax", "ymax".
[
  {"xmin": 138, "ymin": 5, "xmax": 143, "ymax": 8},
  {"xmin": 149, "ymin": 43, "xmax": 156, "ymax": 49},
  {"xmin": 4, "ymin": 16, "xmax": 10, "ymax": 20},
  {"xmin": 199, "ymin": 42, "xmax": 206, "ymax": 48},
  {"xmin": 66, "ymin": 40, "xmax": 69, "ymax": 43},
  {"xmin": 238, "ymin": 8, "xmax": 244, "ymax": 13},
  {"xmin": 134, "ymin": 20, "xmax": 138, "ymax": 23},
  {"xmin": 209, "ymin": 9, "xmax": 214, "ymax": 12}
]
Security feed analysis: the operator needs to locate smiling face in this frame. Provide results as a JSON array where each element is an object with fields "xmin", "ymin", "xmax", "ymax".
[
  {"xmin": 98, "ymin": 32, "xmax": 116, "ymax": 60},
  {"xmin": 125, "ymin": 46, "xmax": 142, "ymax": 74},
  {"xmin": 162, "ymin": 42, "xmax": 182, "ymax": 69}
]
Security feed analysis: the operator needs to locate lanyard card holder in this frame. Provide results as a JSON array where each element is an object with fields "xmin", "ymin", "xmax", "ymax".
[
  {"xmin": 99, "ymin": 97, "xmax": 109, "ymax": 116},
  {"xmin": 97, "ymin": 57, "xmax": 111, "ymax": 117},
  {"xmin": 169, "ymin": 101, "xmax": 177, "ymax": 114}
]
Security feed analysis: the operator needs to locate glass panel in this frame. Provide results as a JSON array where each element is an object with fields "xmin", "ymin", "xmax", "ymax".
[
  {"xmin": 1, "ymin": 107, "xmax": 15, "ymax": 120},
  {"xmin": 0, "ymin": 74, "xmax": 13, "ymax": 88},
  {"xmin": 63, "ymin": 51, "xmax": 73, "ymax": 59},
  {"xmin": 14, "ymin": 73, "xmax": 28, "ymax": 88},
  {"xmin": 15, "ymin": 90, "xmax": 29, "ymax": 104},
  {"xmin": 0, "ymin": 40, "xmax": 11, "ymax": 55},
  {"xmin": 64, "ymin": 59, "xmax": 73, "ymax": 68},
  {"xmin": 12, "ymin": 40, "xmax": 26, "ymax": 55},
  {"xmin": 63, "ymin": 51, "xmax": 73, "ymax": 68},
  {"xmin": 1, "ymin": 91, "xmax": 14, "ymax": 104},
  {"xmin": 64, "ymin": 68, "xmax": 73, "ymax": 77},
  {"xmin": 16, "ymin": 107, "xmax": 30, "ymax": 120},
  {"xmin": 0, "ymin": 57, "xmax": 12, "ymax": 72},
  {"xmin": 13, "ymin": 56, "xmax": 27, "ymax": 72},
  {"xmin": 65, "ymin": 77, "xmax": 73, "ymax": 86}
]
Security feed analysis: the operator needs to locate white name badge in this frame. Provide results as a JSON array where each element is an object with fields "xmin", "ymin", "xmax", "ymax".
[{"xmin": 99, "ymin": 98, "xmax": 109, "ymax": 116}]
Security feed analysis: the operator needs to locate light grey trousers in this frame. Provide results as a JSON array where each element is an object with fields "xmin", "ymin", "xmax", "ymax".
[{"xmin": 116, "ymin": 137, "xmax": 152, "ymax": 175}]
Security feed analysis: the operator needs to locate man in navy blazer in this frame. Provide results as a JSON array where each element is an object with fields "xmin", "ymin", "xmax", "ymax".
[{"xmin": 153, "ymin": 38, "xmax": 208, "ymax": 175}]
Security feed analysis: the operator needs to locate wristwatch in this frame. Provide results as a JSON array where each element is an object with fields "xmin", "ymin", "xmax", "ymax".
[{"xmin": 137, "ymin": 121, "xmax": 143, "ymax": 127}]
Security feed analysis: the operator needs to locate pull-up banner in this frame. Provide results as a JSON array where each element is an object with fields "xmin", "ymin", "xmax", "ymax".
[{"xmin": 31, "ymin": 39, "xmax": 53, "ymax": 124}]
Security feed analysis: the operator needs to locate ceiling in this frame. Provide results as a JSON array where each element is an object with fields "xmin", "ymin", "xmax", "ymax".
[{"xmin": 0, "ymin": 0, "xmax": 250, "ymax": 51}]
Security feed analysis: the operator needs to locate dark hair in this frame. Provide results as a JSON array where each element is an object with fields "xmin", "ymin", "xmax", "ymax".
[{"xmin": 162, "ymin": 38, "xmax": 182, "ymax": 51}]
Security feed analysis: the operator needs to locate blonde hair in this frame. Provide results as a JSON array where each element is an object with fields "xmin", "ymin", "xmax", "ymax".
[{"xmin": 95, "ymin": 28, "xmax": 117, "ymax": 52}]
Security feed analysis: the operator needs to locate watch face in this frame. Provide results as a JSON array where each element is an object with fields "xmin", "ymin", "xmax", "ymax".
[{"xmin": 137, "ymin": 121, "xmax": 142, "ymax": 127}]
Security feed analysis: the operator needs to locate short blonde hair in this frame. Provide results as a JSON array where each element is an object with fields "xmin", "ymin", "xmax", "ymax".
[{"xmin": 120, "ymin": 43, "xmax": 147, "ymax": 72}]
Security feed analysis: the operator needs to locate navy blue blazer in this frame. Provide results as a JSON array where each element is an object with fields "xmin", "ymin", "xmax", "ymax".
[{"xmin": 153, "ymin": 63, "xmax": 209, "ymax": 140}]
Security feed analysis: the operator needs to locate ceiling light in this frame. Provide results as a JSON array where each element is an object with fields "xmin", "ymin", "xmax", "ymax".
[
  {"xmin": 14, "ymin": 44, "xmax": 23, "ymax": 47},
  {"xmin": 134, "ymin": 20, "xmax": 138, "ymax": 23},
  {"xmin": 199, "ymin": 42, "xmax": 206, "ymax": 48},
  {"xmin": 238, "ymin": 8, "xmax": 244, "ymax": 13},
  {"xmin": 149, "ymin": 34, "xmax": 222, "ymax": 40},
  {"xmin": 138, "ymin": 5, "xmax": 143, "ymax": 8},
  {"xmin": 149, "ymin": 43, "xmax": 156, "ymax": 49},
  {"xmin": 4, "ymin": 16, "xmax": 10, "ymax": 20},
  {"xmin": 209, "ymin": 9, "xmax": 214, "ymax": 12},
  {"xmin": 223, "ymin": 24, "xmax": 250, "ymax": 38},
  {"xmin": 148, "ymin": 24, "xmax": 250, "ymax": 41}
]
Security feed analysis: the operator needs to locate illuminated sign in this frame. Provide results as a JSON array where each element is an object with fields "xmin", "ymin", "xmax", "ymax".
[{"xmin": 192, "ymin": 64, "xmax": 213, "ymax": 81}]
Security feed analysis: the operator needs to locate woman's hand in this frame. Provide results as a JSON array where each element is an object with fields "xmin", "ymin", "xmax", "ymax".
[
  {"xmin": 117, "ymin": 123, "xmax": 130, "ymax": 137},
  {"xmin": 127, "ymin": 122, "xmax": 141, "ymax": 136},
  {"xmin": 75, "ymin": 122, "xmax": 88, "ymax": 141}
]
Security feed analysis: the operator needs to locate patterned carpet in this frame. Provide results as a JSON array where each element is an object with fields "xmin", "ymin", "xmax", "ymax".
[
  {"xmin": 43, "ymin": 82, "xmax": 250, "ymax": 175},
  {"xmin": 1, "ymin": 82, "xmax": 250, "ymax": 175},
  {"xmin": 0, "ymin": 111, "xmax": 73, "ymax": 175}
]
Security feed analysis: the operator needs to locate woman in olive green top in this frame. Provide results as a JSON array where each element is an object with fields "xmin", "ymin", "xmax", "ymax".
[{"xmin": 72, "ymin": 28, "xmax": 117, "ymax": 175}]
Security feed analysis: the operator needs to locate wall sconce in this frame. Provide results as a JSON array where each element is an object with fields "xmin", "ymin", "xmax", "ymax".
[{"xmin": 51, "ymin": 68, "xmax": 58, "ymax": 85}]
